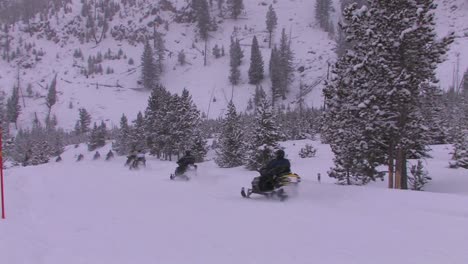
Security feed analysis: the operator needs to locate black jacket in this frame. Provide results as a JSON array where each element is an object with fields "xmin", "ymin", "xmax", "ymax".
[
  {"xmin": 262, "ymin": 157, "xmax": 291, "ymax": 177},
  {"xmin": 177, "ymin": 154, "xmax": 195, "ymax": 167}
]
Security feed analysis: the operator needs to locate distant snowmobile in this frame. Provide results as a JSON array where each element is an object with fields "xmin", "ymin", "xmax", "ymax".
[
  {"xmin": 241, "ymin": 172, "xmax": 301, "ymax": 201},
  {"xmin": 170, "ymin": 164, "xmax": 197, "ymax": 181}
]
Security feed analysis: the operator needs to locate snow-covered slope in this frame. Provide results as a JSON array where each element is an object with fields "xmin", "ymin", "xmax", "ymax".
[
  {"xmin": 1, "ymin": 140, "xmax": 467, "ymax": 263},
  {"xmin": 0, "ymin": 0, "xmax": 466, "ymax": 130}
]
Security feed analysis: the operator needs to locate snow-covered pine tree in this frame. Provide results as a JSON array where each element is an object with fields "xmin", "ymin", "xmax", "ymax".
[
  {"xmin": 45, "ymin": 74, "xmax": 57, "ymax": 116},
  {"xmin": 178, "ymin": 89, "xmax": 198, "ymax": 154},
  {"xmin": 215, "ymin": 101, "xmax": 244, "ymax": 167},
  {"xmin": 29, "ymin": 119, "xmax": 52, "ymax": 166},
  {"xmin": 128, "ymin": 111, "xmax": 146, "ymax": 152},
  {"xmin": 178, "ymin": 50, "xmax": 186, "ymax": 65},
  {"xmin": 88, "ymin": 123, "xmax": 100, "ymax": 151},
  {"xmin": 278, "ymin": 28, "xmax": 294, "ymax": 100},
  {"xmin": 327, "ymin": 0, "xmax": 454, "ymax": 188},
  {"xmin": 245, "ymin": 98, "xmax": 281, "ymax": 170},
  {"xmin": 177, "ymin": 89, "xmax": 207, "ymax": 161},
  {"xmin": 195, "ymin": 0, "xmax": 210, "ymax": 40},
  {"xmin": 76, "ymin": 107, "xmax": 91, "ymax": 135},
  {"xmin": 0, "ymin": 91, "xmax": 11, "ymax": 160},
  {"xmin": 248, "ymin": 36, "xmax": 264, "ymax": 85},
  {"xmin": 141, "ymin": 41, "xmax": 158, "ymax": 90},
  {"xmin": 6, "ymin": 86, "xmax": 20, "ymax": 128},
  {"xmin": 463, "ymin": 69, "xmax": 468, "ymax": 92},
  {"xmin": 269, "ymin": 46, "xmax": 281, "ymax": 103},
  {"xmin": 190, "ymin": 127, "xmax": 208, "ymax": 162},
  {"xmin": 227, "ymin": 0, "xmax": 243, "ymax": 19},
  {"xmin": 229, "ymin": 37, "xmax": 243, "ymax": 85},
  {"xmin": 153, "ymin": 30, "xmax": 165, "ymax": 75},
  {"xmin": 265, "ymin": 4, "xmax": 277, "ymax": 49},
  {"xmin": 450, "ymin": 126, "xmax": 468, "ymax": 169},
  {"xmin": 212, "ymin": 44, "xmax": 221, "ymax": 58},
  {"xmin": 322, "ymin": 24, "xmax": 385, "ymax": 185},
  {"xmin": 113, "ymin": 114, "xmax": 131, "ymax": 155},
  {"xmin": 408, "ymin": 160, "xmax": 432, "ymax": 190},
  {"xmin": 420, "ymin": 83, "xmax": 447, "ymax": 144},
  {"xmin": 144, "ymin": 85, "xmax": 170, "ymax": 157},
  {"xmin": 253, "ymin": 85, "xmax": 266, "ymax": 109},
  {"xmin": 315, "ymin": 0, "xmax": 333, "ymax": 33}
]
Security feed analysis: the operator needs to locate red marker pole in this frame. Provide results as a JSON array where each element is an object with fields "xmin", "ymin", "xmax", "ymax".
[{"xmin": 0, "ymin": 128, "xmax": 5, "ymax": 219}]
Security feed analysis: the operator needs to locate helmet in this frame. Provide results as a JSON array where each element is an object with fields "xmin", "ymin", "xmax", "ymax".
[{"xmin": 275, "ymin": 149, "xmax": 285, "ymax": 159}]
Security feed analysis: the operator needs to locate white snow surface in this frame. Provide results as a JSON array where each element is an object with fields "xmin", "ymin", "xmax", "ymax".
[{"xmin": 1, "ymin": 140, "xmax": 468, "ymax": 264}]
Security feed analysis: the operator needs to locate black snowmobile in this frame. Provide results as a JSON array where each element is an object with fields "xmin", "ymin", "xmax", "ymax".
[
  {"xmin": 170, "ymin": 164, "xmax": 197, "ymax": 181},
  {"xmin": 241, "ymin": 172, "xmax": 301, "ymax": 201}
]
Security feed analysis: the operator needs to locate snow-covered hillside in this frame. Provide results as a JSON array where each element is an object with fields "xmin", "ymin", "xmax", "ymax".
[
  {"xmin": 0, "ymin": 0, "xmax": 466, "ymax": 130},
  {"xmin": 1, "ymin": 140, "xmax": 467, "ymax": 264}
]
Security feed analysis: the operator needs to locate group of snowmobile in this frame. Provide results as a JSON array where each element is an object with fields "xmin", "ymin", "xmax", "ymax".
[{"xmin": 125, "ymin": 149, "xmax": 301, "ymax": 201}]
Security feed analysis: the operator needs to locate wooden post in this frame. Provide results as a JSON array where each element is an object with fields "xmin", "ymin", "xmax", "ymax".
[{"xmin": 1, "ymin": 128, "xmax": 5, "ymax": 219}]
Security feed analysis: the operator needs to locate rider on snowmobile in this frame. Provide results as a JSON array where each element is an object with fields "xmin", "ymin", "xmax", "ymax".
[
  {"xmin": 258, "ymin": 149, "xmax": 291, "ymax": 192},
  {"xmin": 175, "ymin": 150, "xmax": 196, "ymax": 175}
]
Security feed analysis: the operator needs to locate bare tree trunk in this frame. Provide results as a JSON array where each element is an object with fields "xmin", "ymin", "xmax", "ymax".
[
  {"xmin": 268, "ymin": 31, "xmax": 272, "ymax": 48},
  {"xmin": 395, "ymin": 147, "xmax": 403, "ymax": 189},
  {"xmin": 388, "ymin": 147, "xmax": 394, "ymax": 189},
  {"xmin": 401, "ymin": 150, "xmax": 408, "ymax": 189},
  {"xmin": 204, "ymin": 40, "xmax": 207, "ymax": 66}
]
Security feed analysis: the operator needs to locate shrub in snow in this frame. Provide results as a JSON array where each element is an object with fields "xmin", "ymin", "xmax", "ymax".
[
  {"xmin": 299, "ymin": 144, "xmax": 317, "ymax": 158},
  {"xmin": 178, "ymin": 50, "xmax": 186, "ymax": 65},
  {"xmin": 408, "ymin": 160, "xmax": 431, "ymax": 191},
  {"xmin": 450, "ymin": 129, "xmax": 468, "ymax": 169}
]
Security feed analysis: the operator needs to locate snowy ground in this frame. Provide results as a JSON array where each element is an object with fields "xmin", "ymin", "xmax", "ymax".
[{"xmin": 1, "ymin": 140, "xmax": 467, "ymax": 264}]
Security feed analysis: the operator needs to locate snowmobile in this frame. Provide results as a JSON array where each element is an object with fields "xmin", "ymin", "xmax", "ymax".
[
  {"xmin": 170, "ymin": 164, "xmax": 197, "ymax": 181},
  {"xmin": 125, "ymin": 155, "xmax": 146, "ymax": 170},
  {"xmin": 241, "ymin": 172, "xmax": 301, "ymax": 201}
]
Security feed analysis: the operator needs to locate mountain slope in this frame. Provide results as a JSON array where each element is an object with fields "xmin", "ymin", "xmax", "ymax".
[{"xmin": 0, "ymin": 0, "xmax": 466, "ymax": 130}]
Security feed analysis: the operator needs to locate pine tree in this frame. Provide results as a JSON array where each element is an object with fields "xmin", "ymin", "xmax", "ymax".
[
  {"xmin": 154, "ymin": 31, "xmax": 165, "ymax": 75},
  {"xmin": 88, "ymin": 121, "xmax": 106, "ymax": 151},
  {"xmin": 215, "ymin": 101, "xmax": 244, "ymax": 167},
  {"xmin": 278, "ymin": 28, "xmax": 294, "ymax": 99},
  {"xmin": 46, "ymin": 74, "xmax": 57, "ymax": 115},
  {"xmin": 420, "ymin": 83, "xmax": 447, "ymax": 144},
  {"xmin": 128, "ymin": 111, "xmax": 146, "ymax": 152},
  {"xmin": 408, "ymin": 160, "xmax": 432, "ymax": 190},
  {"xmin": 191, "ymin": 128, "xmax": 208, "ymax": 162},
  {"xmin": 265, "ymin": 4, "xmax": 277, "ymax": 49},
  {"xmin": 315, "ymin": 0, "xmax": 333, "ymax": 33},
  {"xmin": 324, "ymin": 0, "xmax": 454, "ymax": 187},
  {"xmin": 77, "ymin": 108, "xmax": 92, "ymax": 135},
  {"xmin": 229, "ymin": 37, "xmax": 243, "ymax": 85},
  {"xmin": 6, "ymin": 86, "xmax": 20, "ymax": 128},
  {"xmin": 113, "ymin": 114, "xmax": 131, "ymax": 155},
  {"xmin": 269, "ymin": 46, "xmax": 282, "ymax": 102},
  {"xmin": 141, "ymin": 41, "xmax": 158, "ymax": 89},
  {"xmin": 227, "ymin": 0, "xmax": 243, "ymax": 19},
  {"xmin": 212, "ymin": 44, "xmax": 221, "ymax": 58},
  {"xmin": 463, "ymin": 68, "xmax": 468, "ymax": 92},
  {"xmin": 144, "ymin": 85, "xmax": 170, "ymax": 157},
  {"xmin": 178, "ymin": 50, "xmax": 186, "ymax": 65},
  {"xmin": 245, "ymin": 98, "xmax": 281, "ymax": 170},
  {"xmin": 88, "ymin": 123, "xmax": 100, "ymax": 151},
  {"xmin": 254, "ymin": 85, "xmax": 266, "ymax": 109},
  {"xmin": 195, "ymin": 0, "xmax": 210, "ymax": 40},
  {"xmin": 451, "ymin": 129, "xmax": 468, "ymax": 169},
  {"xmin": 248, "ymin": 36, "xmax": 264, "ymax": 85}
]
